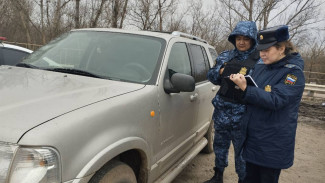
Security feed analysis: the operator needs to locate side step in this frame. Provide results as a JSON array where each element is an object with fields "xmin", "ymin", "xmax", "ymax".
[{"xmin": 154, "ymin": 138, "xmax": 208, "ymax": 183}]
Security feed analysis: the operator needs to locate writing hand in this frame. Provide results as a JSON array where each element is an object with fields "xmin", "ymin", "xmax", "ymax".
[{"xmin": 229, "ymin": 73, "xmax": 247, "ymax": 91}]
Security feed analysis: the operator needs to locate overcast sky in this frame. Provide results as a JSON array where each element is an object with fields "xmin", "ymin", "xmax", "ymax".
[{"xmin": 179, "ymin": 0, "xmax": 325, "ymax": 39}]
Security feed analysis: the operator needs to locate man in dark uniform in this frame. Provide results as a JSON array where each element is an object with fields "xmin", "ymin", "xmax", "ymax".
[{"xmin": 205, "ymin": 21, "xmax": 259, "ymax": 183}]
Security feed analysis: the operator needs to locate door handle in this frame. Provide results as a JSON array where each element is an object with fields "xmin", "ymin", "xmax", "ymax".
[{"xmin": 190, "ymin": 93, "xmax": 198, "ymax": 101}]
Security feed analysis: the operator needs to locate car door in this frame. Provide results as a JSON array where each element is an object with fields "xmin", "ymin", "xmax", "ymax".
[
  {"xmin": 155, "ymin": 41, "xmax": 198, "ymax": 174},
  {"xmin": 188, "ymin": 43, "xmax": 216, "ymax": 135}
]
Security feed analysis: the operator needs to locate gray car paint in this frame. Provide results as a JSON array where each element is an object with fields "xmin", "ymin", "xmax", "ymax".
[
  {"xmin": 0, "ymin": 29, "xmax": 217, "ymax": 183},
  {"xmin": 0, "ymin": 65, "xmax": 144, "ymax": 143}
]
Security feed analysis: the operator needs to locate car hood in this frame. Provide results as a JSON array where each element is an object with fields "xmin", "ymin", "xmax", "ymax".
[{"xmin": 0, "ymin": 66, "xmax": 145, "ymax": 143}]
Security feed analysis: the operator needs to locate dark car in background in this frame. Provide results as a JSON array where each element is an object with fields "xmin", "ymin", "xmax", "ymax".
[{"xmin": 0, "ymin": 37, "xmax": 33, "ymax": 66}]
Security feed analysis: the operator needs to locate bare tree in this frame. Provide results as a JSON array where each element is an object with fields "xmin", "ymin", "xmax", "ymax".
[
  {"xmin": 217, "ymin": 0, "xmax": 323, "ymax": 36},
  {"xmin": 90, "ymin": 0, "xmax": 107, "ymax": 27},
  {"xmin": 75, "ymin": 0, "xmax": 80, "ymax": 28},
  {"xmin": 218, "ymin": 0, "xmax": 254, "ymax": 21},
  {"xmin": 164, "ymin": 1, "xmax": 189, "ymax": 32},
  {"xmin": 119, "ymin": 0, "xmax": 128, "ymax": 28},
  {"xmin": 128, "ymin": 0, "xmax": 156, "ymax": 30},
  {"xmin": 302, "ymin": 37, "xmax": 325, "ymax": 83},
  {"xmin": 186, "ymin": 0, "xmax": 229, "ymax": 52},
  {"xmin": 1, "ymin": 0, "xmax": 323, "ymax": 55},
  {"xmin": 111, "ymin": 0, "xmax": 129, "ymax": 28},
  {"xmin": 112, "ymin": 0, "xmax": 119, "ymax": 28},
  {"xmin": 128, "ymin": 0, "xmax": 176, "ymax": 30},
  {"xmin": 8, "ymin": 0, "xmax": 33, "ymax": 47},
  {"xmin": 53, "ymin": 0, "xmax": 72, "ymax": 35}
]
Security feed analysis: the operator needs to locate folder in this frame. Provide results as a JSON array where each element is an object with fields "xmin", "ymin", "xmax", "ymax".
[
  {"xmin": 224, "ymin": 75, "xmax": 258, "ymax": 87},
  {"xmin": 245, "ymin": 75, "xmax": 258, "ymax": 87}
]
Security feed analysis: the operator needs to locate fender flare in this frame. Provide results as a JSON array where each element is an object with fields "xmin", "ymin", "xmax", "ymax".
[{"xmin": 75, "ymin": 136, "xmax": 150, "ymax": 179}]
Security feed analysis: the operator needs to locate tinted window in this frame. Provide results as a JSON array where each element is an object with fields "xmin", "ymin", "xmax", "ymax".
[
  {"xmin": 1, "ymin": 48, "xmax": 29, "ymax": 65},
  {"xmin": 189, "ymin": 44, "xmax": 209, "ymax": 83},
  {"xmin": 167, "ymin": 43, "xmax": 191, "ymax": 76},
  {"xmin": 209, "ymin": 48, "xmax": 218, "ymax": 63}
]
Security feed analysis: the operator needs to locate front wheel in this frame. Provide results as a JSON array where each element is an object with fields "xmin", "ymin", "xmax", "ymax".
[{"xmin": 89, "ymin": 160, "xmax": 137, "ymax": 183}]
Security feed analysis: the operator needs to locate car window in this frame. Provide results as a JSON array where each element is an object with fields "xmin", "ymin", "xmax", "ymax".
[
  {"xmin": 209, "ymin": 48, "xmax": 218, "ymax": 63},
  {"xmin": 167, "ymin": 42, "xmax": 191, "ymax": 76},
  {"xmin": 188, "ymin": 44, "xmax": 209, "ymax": 83},
  {"xmin": 1, "ymin": 48, "xmax": 29, "ymax": 65},
  {"xmin": 22, "ymin": 31, "xmax": 166, "ymax": 84}
]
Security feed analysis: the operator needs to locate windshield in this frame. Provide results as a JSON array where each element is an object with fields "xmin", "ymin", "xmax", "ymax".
[{"xmin": 22, "ymin": 31, "xmax": 166, "ymax": 84}]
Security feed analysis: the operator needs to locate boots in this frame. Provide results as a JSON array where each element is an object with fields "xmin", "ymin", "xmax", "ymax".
[{"xmin": 203, "ymin": 168, "xmax": 224, "ymax": 183}]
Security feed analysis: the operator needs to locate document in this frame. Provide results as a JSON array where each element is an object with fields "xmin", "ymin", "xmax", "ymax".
[
  {"xmin": 245, "ymin": 75, "xmax": 258, "ymax": 87},
  {"xmin": 224, "ymin": 75, "xmax": 258, "ymax": 87}
]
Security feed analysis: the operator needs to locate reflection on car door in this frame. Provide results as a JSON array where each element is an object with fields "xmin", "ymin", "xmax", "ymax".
[
  {"xmin": 156, "ymin": 42, "xmax": 197, "ymax": 175},
  {"xmin": 188, "ymin": 44, "xmax": 215, "ymax": 133}
]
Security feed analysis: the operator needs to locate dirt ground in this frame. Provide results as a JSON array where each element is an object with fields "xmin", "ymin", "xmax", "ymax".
[{"xmin": 173, "ymin": 97, "xmax": 325, "ymax": 183}]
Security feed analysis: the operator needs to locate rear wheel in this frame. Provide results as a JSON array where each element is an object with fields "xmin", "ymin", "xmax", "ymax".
[
  {"xmin": 89, "ymin": 160, "xmax": 137, "ymax": 183},
  {"xmin": 202, "ymin": 120, "xmax": 214, "ymax": 153}
]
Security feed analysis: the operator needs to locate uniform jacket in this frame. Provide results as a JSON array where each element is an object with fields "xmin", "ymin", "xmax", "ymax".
[
  {"xmin": 207, "ymin": 21, "xmax": 257, "ymax": 130},
  {"xmin": 241, "ymin": 53, "xmax": 305, "ymax": 169}
]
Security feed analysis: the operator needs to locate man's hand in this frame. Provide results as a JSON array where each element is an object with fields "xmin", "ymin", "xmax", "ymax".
[
  {"xmin": 219, "ymin": 68, "xmax": 224, "ymax": 75},
  {"xmin": 230, "ymin": 73, "xmax": 247, "ymax": 91}
]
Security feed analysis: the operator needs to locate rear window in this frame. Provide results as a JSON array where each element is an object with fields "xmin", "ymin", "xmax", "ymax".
[
  {"xmin": 188, "ymin": 44, "xmax": 210, "ymax": 83},
  {"xmin": 209, "ymin": 48, "xmax": 218, "ymax": 64},
  {"xmin": 0, "ymin": 47, "xmax": 29, "ymax": 65}
]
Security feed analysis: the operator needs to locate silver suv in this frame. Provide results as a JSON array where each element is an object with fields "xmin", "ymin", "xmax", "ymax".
[{"xmin": 0, "ymin": 29, "xmax": 218, "ymax": 183}]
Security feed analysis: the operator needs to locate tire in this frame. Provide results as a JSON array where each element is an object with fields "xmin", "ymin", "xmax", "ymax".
[
  {"xmin": 202, "ymin": 120, "xmax": 214, "ymax": 153},
  {"xmin": 89, "ymin": 160, "xmax": 137, "ymax": 183}
]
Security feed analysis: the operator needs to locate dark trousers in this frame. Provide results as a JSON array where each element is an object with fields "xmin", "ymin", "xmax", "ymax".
[
  {"xmin": 213, "ymin": 128, "xmax": 246, "ymax": 180},
  {"xmin": 243, "ymin": 162, "xmax": 281, "ymax": 183}
]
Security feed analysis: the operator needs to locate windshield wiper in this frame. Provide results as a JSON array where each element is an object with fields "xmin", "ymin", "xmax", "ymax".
[
  {"xmin": 45, "ymin": 68, "xmax": 105, "ymax": 79},
  {"xmin": 16, "ymin": 63, "xmax": 39, "ymax": 69}
]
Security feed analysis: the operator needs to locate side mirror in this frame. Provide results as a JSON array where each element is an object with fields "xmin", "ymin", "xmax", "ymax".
[{"xmin": 164, "ymin": 73, "xmax": 195, "ymax": 94}]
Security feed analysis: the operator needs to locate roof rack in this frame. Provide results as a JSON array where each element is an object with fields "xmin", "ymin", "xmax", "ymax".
[{"xmin": 171, "ymin": 31, "xmax": 207, "ymax": 43}]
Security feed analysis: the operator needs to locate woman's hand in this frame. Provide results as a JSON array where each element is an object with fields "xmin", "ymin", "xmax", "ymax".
[{"xmin": 230, "ymin": 73, "xmax": 247, "ymax": 91}]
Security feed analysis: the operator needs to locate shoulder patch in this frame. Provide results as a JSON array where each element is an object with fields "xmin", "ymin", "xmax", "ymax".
[
  {"xmin": 284, "ymin": 64, "xmax": 296, "ymax": 68},
  {"xmin": 284, "ymin": 64, "xmax": 303, "ymax": 71},
  {"xmin": 284, "ymin": 74, "xmax": 297, "ymax": 85}
]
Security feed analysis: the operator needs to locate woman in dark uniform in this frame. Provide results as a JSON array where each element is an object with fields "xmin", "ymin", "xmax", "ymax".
[{"xmin": 230, "ymin": 25, "xmax": 305, "ymax": 183}]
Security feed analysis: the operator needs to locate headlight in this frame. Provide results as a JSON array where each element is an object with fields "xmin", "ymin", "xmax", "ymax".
[
  {"xmin": 0, "ymin": 142, "xmax": 18, "ymax": 183},
  {"xmin": 0, "ymin": 142, "xmax": 61, "ymax": 183}
]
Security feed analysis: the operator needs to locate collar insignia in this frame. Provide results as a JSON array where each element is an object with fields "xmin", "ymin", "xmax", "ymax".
[
  {"xmin": 285, "ymin": 74, "xmax": 297, "ymax": 85},
  {"xmin": 265, "ymin": 85, "xmax": 271, "ymax": 92},
  {"xmin": 239, "ymin": 67, "xmax": 247, "ymax": 75}
]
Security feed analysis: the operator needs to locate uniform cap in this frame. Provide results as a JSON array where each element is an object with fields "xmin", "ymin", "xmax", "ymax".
[{"xmin": 257, "ymin": 25, "xmax": 289, "ymax": 51}]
